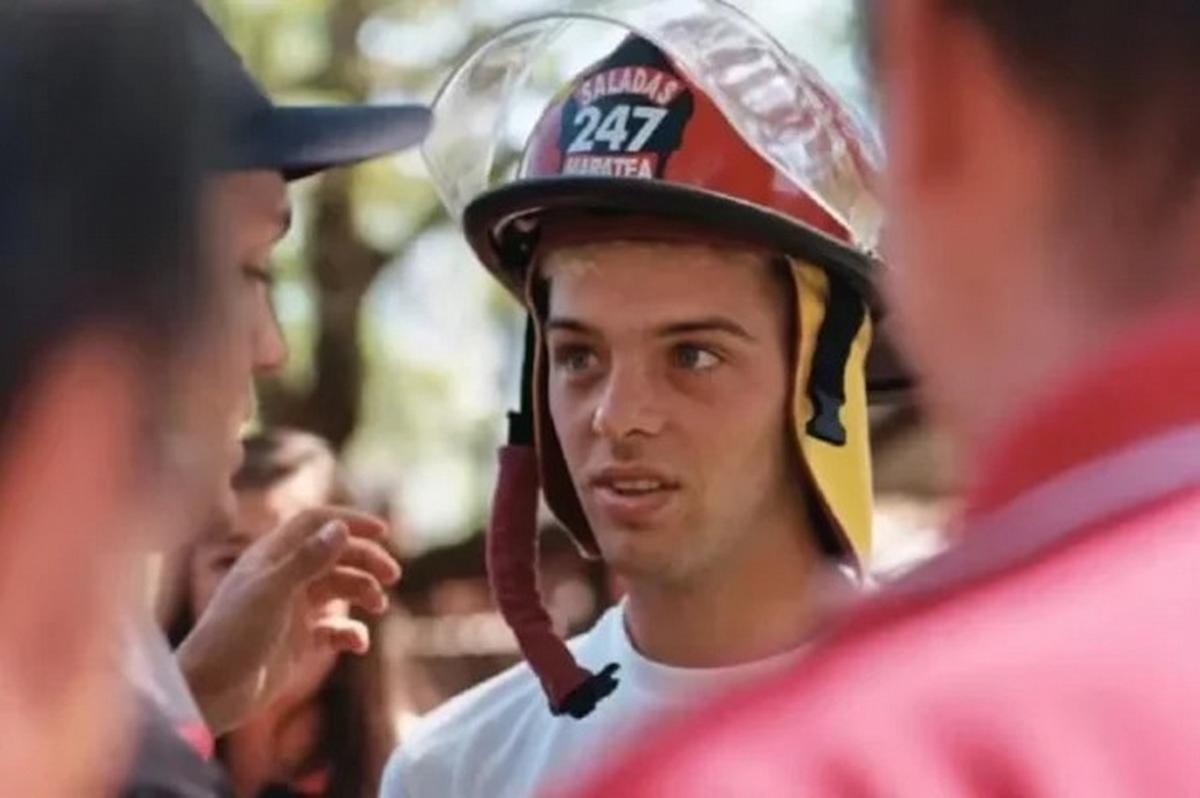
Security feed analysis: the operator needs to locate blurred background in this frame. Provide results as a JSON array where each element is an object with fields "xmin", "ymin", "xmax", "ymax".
[{"xmin": 204, "ymin": 0, "xmax": 957, "ymax": 728}]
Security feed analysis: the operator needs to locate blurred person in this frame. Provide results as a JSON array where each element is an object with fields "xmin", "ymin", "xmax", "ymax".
[
  {"xmin": 0, "ymin": 0, "xmax": 220, "ymax": 794},
  {"xmin": 120, "ymin": 1, "xmax": 427, "ymax": 794},
  {"xmin": 572, "ymin": 1, "xmax": 1200, "ymax": 795},
  {"xmin": 383, "ymin": 5, "xmax": 907, "ymax": 794},
  {"xmin": 165, "ymin": 429, "xmax": 395, "ymax": 798}
]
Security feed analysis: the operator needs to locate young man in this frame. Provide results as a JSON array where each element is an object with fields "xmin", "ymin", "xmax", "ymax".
[
  {"xmin": 120, "ymin": 2, "xmax": 425, "ymax": 794},
  {"xmin": 383, "ymin": 5, "xmax": 905, "ymax": 795},
  {"xmin": 574, "ymin": 1, "xmax": 1200, "ymax": 795}
]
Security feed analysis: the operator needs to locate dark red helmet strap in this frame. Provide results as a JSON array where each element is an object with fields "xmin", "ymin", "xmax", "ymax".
[{"xmin": 486, "ymin": 317, "xmax": 620, "ymax": 718}]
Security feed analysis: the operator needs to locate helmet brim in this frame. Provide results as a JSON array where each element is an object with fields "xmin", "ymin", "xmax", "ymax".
[{"xmin": 463, "ymin": 176, "xmax": 912, "ymax": 397}]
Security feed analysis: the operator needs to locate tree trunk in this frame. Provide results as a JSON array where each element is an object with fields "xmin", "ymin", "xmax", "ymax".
[{"xmin": 257, "ymin": 0, "xmax": 381, "ymax": 451}]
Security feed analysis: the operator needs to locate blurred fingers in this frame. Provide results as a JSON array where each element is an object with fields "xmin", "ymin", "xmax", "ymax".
[
  {"xmin": 273, "ymin": 520, "xmax": 347, "ymax": 586},
  {"xmin": 312, "ymin": 616, "xmax": 370, "ymax": 655},
  {"xmin": 336, "ymin": 537, "xmax": 401, "ymax": 587},
  {"xmin": 269, "ymin": 506, "xmax": 387, "ymax": 559},
  {"xmin": 307, "ymin": 566, "xmax": 388, "ymax": 614}
]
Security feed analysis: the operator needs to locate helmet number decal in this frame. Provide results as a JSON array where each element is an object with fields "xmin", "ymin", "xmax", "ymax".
[
  {"xmin": 568, "ymin": 104, "xmax": 668, "ymax": 154},
  {"xmin": 594, "ymin": 105, "xmax": 630, "ymax": 151},
  {"xmin": 559, "ymin": 52, "xmax": 695, "ymax": 180},
  {"xmin": 567, "ymin": 106, "xmax": 603, "ymax": 153},
  {"xmin": 627, "ymin": 107, "xmax": 669, "ymax": 150}
]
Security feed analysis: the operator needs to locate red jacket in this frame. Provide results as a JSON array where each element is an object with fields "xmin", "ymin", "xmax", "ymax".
[{"xmin": 570, "ymin": 309, "xmax": 1200, "ymax": 797}]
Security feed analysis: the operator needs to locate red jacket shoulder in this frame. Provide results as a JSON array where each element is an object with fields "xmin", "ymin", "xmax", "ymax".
[{"xmin": 573, "ymin": 487, "xmax": 1200, "ymax": 797}]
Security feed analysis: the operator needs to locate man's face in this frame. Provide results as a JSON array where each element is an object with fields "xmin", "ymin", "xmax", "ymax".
[
  {"xmin": 545, "ymin": 241, "xmax": 802, "ymax": 585},
  {"xmin": 194, "ymin": 171, "xmax": 290, "ymax": 504}
]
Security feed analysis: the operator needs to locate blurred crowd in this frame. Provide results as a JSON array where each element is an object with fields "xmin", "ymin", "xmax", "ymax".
[{"xmin": 3, "ymin": 0, "xmax": 1199, "ymax": 797}]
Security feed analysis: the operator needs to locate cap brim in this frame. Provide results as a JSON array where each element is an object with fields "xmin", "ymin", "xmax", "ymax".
[
  {"xmin": 464, "ymin": 177, "xmax": 913, "ymax": 398},
  {"xmin": 231, "ymin": 104, "xmax": 431, "ymax": 180}
]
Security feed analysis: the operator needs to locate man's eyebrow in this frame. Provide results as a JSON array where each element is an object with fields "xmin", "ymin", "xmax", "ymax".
[
  {"xmin": 545, "ymin": 316, "xmax": 758, "ymax": 342},
  {"xmin": 544, "ymin": 317, "xmax": 598, "ymax": 335},
  {"xmin": 658, "ymin": 317, "xmax": 757, "ymax": 342}
]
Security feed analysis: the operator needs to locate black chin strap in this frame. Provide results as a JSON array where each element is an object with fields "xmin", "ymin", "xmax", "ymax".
[
  {"xmin": 507, "ymin": 315, "xmax": 537, "ymax": 447},
  {"xmin": 806, "ymin": 274, "xmax": 867, "ymax": 446}
]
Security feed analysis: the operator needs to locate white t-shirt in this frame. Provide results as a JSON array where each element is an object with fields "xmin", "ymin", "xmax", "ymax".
[{"xmin": 381, "ymin": 603, "xmax": 803, "ymax": 798}]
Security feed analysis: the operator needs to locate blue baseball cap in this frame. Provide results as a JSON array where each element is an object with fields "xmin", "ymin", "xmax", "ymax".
[{"xmin": 186, "ymin": 0, "xmax": 430, "ymax": 180}]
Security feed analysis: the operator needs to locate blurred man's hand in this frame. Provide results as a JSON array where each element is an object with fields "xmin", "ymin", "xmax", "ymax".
[{"xmin": 175, "ymin": 507, "xmax": 400, "ymax": 735}]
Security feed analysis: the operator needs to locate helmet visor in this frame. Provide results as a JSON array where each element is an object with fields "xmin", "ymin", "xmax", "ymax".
[{"xmin": 422, "ymin": 0, "xmax": 884, "ymax": 256}]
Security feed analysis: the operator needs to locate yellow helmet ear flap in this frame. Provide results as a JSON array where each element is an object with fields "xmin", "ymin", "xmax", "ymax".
[{"xmin": 791, "ymin": 261, "xmax": 875, "ymax": 568}]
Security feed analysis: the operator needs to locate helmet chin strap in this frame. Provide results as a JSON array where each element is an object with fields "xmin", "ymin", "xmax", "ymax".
[
  {"xmin": 806, "ymin": 273, "xmax": 866, "ymax": 447},
  {"xmin": 486, "ymin": 314, "xmax": 620, "ymax": 718}
]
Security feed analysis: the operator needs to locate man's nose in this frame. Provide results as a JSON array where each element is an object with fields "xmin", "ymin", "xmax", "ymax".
[
  {"xmin": 253, "ymin": 306, "xmax": 288, "ymax": 376},
  {"xmin": 590, "ymin": 361, "xmax": 665, "ymax": 441}
]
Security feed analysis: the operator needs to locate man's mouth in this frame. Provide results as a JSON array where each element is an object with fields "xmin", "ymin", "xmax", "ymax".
[
  {"xmin": 605, "ymin": 478, "xmax": 671, "ymax": 495},
  {"xmin": 590, "ymin": 467, "xmax": 680, "ymax": 494},
  {"xmin": 587, "ymin": 467, "xmax": 681, "ymax": 524}
]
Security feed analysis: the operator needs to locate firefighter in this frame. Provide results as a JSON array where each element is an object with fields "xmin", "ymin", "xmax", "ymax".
[{"xmin": 383, "ymin": 3, "xmax": 905, "ymax": 795}]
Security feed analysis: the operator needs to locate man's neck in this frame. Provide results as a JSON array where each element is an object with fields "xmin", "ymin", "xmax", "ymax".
[
  {"xmin": 956, "ymin": 213, "xmax": 1200, "ymax": 465},
  {"xmin": 963, "ymin": 288, "xmax": 1200, "ymax": 468},
  {"xmin": 621, "ymin": 526, "xmax": 835, "ymax": 669}
]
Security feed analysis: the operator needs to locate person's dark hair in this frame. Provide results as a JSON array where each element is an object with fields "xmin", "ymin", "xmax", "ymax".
[
  {"xmin": 0, "ymin": 0, "xmax": 215, "ymax": 445},
  {"xmin": 169, "ymin": 429, "xmax": 393, "ymax": 797},
  {"xmin": 310, "ymin": 639, "xmax": 395, "ymax": 798},
  {"xmin": 859, "ymin": 1, "xmax": 1200, "ymax": 190}
]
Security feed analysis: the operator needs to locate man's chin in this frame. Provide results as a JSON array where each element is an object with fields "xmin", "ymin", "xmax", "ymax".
[
  {"xmin": 217, "ymin": 428, "xmax": 243, "ymax": 508},
  {"xmin": 596, "ymin": 533, "xmax": 677, "ymax": 583},
  {"xmin": 226, "ymin": 419, "xmax": 246, "ymax": 469}
]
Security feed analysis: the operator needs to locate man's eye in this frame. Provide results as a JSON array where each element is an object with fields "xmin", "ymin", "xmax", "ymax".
[
  {"xmin": 672, "ymin": 344, "xmax": 721, "ymax": 372},
  {"xmin": 552, "ymin": 345, "xmax": 599, "ymax": 374}
]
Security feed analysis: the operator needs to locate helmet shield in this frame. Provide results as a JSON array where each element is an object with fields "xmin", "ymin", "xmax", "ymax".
[{"xmin": 422, "ymin": 0, "xmax": 884, "ymax": 259}]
